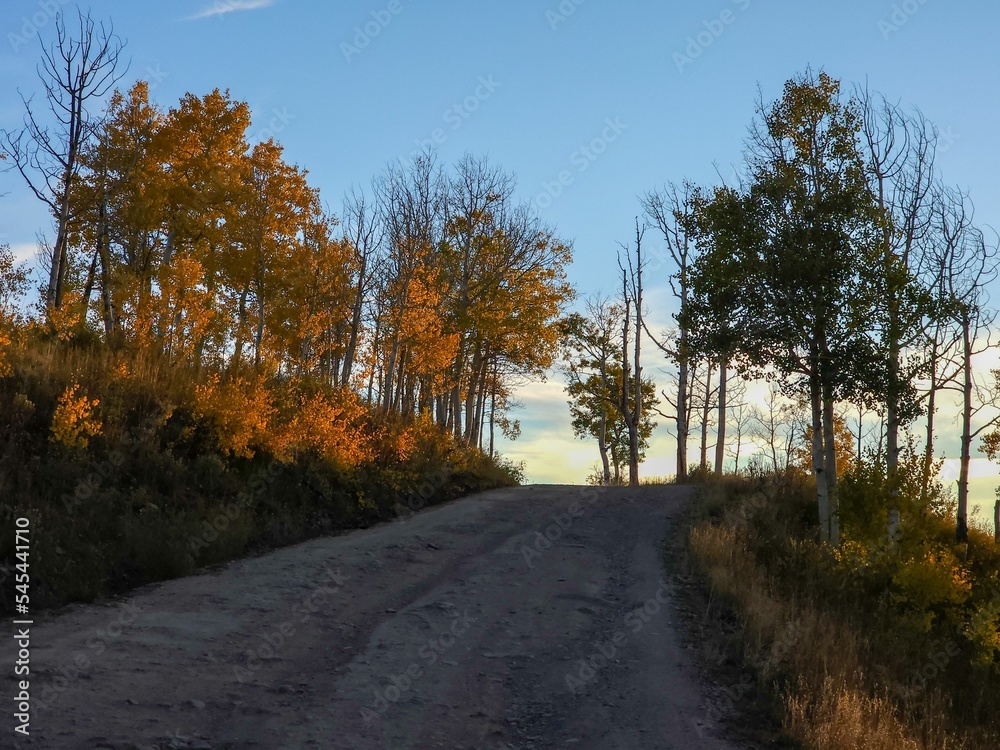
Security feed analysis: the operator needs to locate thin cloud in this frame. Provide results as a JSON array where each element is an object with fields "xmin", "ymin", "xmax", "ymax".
[{"xmin": 187, "ymin": 0, "xmax": 274, "ymax": 21}]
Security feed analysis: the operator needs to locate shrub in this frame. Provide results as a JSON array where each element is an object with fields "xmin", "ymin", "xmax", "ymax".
[
  {"xmin": 688, "ymin": 466, "xmax": 1000, "ymax": 749},
  {"xmin": 50, "ymin": 384, "xmax": 102, "ymax": 449}
]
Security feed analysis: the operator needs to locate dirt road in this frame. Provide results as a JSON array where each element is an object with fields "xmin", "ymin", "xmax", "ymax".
[{"xmin": 14, "ymin": 485, "xmax": 739, "ymax": 749}]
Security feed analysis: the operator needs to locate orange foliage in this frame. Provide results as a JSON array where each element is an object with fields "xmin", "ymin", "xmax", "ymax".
[
  {"xmin": 51, "ymin": 384, "xmax": 102, "ymax": 450},
  {"xmin": 140, "ymin": 256, "xmax": 216, "ymax": 363},
  {"xmin": 193, "ymin": 374, "xmax": 275, "ymax": 458},
  {"xmin": 269, "ymin": 388, "xmax": 372, "ymax": 467}
]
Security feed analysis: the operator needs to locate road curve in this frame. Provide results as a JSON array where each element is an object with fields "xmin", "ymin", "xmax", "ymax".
[{"xmin": 15, "ymin": 484, "xmax": 739, "ymax": 749}]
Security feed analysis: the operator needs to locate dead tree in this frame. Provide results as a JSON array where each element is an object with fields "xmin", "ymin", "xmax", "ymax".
[{"xmin": 1, "ymin": 9, "xmax": 125, "ymax": 311}]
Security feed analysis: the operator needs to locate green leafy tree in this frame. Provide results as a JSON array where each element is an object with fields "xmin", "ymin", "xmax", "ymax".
[
  {"xmin": 685, "ymin": 71, "xmax": 886, "ymax": 545},
  {"xmin": 560, "ymin": 297, "xmax": 656, "ymax": 484}
]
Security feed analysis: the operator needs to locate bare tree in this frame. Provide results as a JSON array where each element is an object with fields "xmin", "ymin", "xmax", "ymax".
[
  {"xmin": 340, "ymin": 186, "xmax": 384, "ymax": 387},
  {"xmin": 686, "ymin": 358, "xmax": 717, "ymax": 472},
  {"xmin": 618, "ymin": 219, "xmax": 646, "ymax": 486},
  {"xmin": 723, "ymin": 379, "xmax": 749, "ymax": 473},
  {"xmin": 932, "ymin": 185, "xmax": 1000, "ymax": 542},
  {"xmin": 857, "ymin": 86, "xmax": 939, "ymax": 478},
  {"xmin": 1, "ymin": 9, "xmax": 126, "ymax": 311},
  {"xmin": 641, "ymin": 182, "xmax": 697, "ymax": 482},
  {"xmin": 749, "ymin": 382, "xmax": 795, "ymax": 472}
]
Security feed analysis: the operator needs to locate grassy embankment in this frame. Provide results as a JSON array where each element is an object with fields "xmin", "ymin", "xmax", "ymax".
[
  {"xmin": 687, "ymin": 466, "xmax": 1000, "ymax": 749},
  {"xmin": 0, "ymin": 333, "xmax": 521, "ymax": 614}
]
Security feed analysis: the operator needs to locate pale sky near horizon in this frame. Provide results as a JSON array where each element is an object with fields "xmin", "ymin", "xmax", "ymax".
[{"xmin": 3, "ymin": 0, "xmax": 1000, "ymax": 519}]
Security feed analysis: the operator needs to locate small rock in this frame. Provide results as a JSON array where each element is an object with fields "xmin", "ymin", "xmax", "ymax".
[{"xmin": 189, "ymin": 699, "xmax": 206, "ymax": 710}]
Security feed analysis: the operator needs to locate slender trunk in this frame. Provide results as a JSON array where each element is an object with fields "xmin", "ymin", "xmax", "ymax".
[
  {"xmin": 436, "ymin": 393, "xmax": 447, "ymax": 428},
  {"xmin": 489, "ymin": 385, "xmax": 496, "ymax": 459},
  {"xmin": 676, "ymin": 355, "xmax": 689, "ymax": 482},
  {"xmin": 994, "ymin": 499, "xmax": 999, "ymax": 544},
  {"xmin": 391, "ymin": 348, "xmax": 407, "ymax": 414},
  {"xmin": 97, "ymin": 199, "xmax": 114, "ymax": 339},
  {"xmin": 886, "ymin": 326, "xmax": 901, "ymax": 542},
  {"xmin": 769, "ymin": 410, "xmax": 780, "ymax": 472},
  {"xmin": 921, "ymin": 335, "xmax": 939, "ymax": 505},
  {"xmin": 677, "ymin": 275, "xmax": 690, "ymax": 481},
  {"xmin": 382, "ymin": 338, "xmax": 400, "ymax": 412},
  {"xmin": 598, "ymin": 407, "xmax": 611, "ymax": 484},
  {"xmin": 366, "ymin": 315, "xmax": 381, "ymax": 405},
  {"xmin": 48, "ymin": 142, "xmax": 79, "ymax": 310},
  {"xmin": 79, "ymin": 248, "xmax": 99, "ymax": 324},
  {"xmin": 465, "ymin": 347, "xmax": 483, "ymax": 444},
  {"xmin": 253, "ymin": 283, "xmax": 265, "ymax": 369},
  {"xmin": 55, "ymin": 237, "xmax": 70, "ymax": 310},
  {"xmin": 341, "ymin": 257, "xmax": 367, "ymax": 386},
  {"xmin": 230, "ymin": 284, "xmax": 250, "ymax": 373},
  {"xmin": 714, "ymin": 359, "xmax": 727, "ymax": 475},
  {"xmin": 810, "ymin": 361, "xmax": 830, "ymax": 544},
  {"xmin": 958, "ymin": 315, "xmax": 973, "ymax": 543},
  {"xmin": 621, "ymin": 294, "xmax": 633, "ymax": 478},
  {"xmin": 822, "ymin": 387, "xmax": 840, "ymax": 547},
  {"xmin": 451, "ymin": 329, "xmax": 467, "ymax": 439},
  {"xmin": 700, "ymin": 363, "xmax": 713, "ymax": 471},
  {"xmin": 472, "ymin": 357, "xmax": 488, "ymax": 450},
  {"xmin": 886, "ymin": 341, "xmax": 900, "ymax": 474},
  {"xmin": 630, "ymin": 237, "xmax": 642, "ymax": 488}
]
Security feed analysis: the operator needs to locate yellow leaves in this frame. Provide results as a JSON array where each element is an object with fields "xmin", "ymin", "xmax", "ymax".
[
  {"xmin": 399, "ymin": 264, "xmax": 459, "ymax": 384},
  {"xmin": 194, "ymin": 374, "xmax": 275, "ymax": 458},
  {"xmin": 47, "ymin": 291, "xmax": 86, "ymax": 342},
  {"xmin": 978, "ymin": 370, "xmax": 1000, "ymax": 461},
  {"xmin": 963, "ymin": 596, "xmax": 1000, "ymax": 669},
  {"xmin": 891, "ymin": 548, "xmax": 972, "ymax": 627},
  {"xmin": 51, "ymin": 384, "xmax": 102, "ymax": 450},
  {"xmin": 270, "ymin": 388, "xmax": 372, "ymax": 467},
  {"xmin": 0, "ymin": 327, "xmax": 13, "ymax": 377},
  {"xmin": 154, "ymin": 256, "xmax": 216, "ymax": 363}
]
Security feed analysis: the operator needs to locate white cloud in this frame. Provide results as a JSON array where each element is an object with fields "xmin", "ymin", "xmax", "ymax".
[
  {"xmin": 187, "ymin": 0, "xmax": 274, "ymax": 21},
  {"xmin": 9, "ymin": 243, "xmax": 39, "ymax": 265}
]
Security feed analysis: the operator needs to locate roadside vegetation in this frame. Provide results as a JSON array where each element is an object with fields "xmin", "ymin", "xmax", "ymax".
[
  {"xmin": 0, "ymin": 9, "xmax": 555, "ymax": 613},
  {"xmin": 689, "ymin": 466, "xmax": 1000, "ymax": 749},
  {"xmin": 554, "ymin": 68, "xmax": 1000, "ymax": 748}
]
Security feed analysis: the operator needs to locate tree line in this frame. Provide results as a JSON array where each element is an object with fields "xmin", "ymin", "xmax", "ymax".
[
  {"xmin": 564, "ymin": 70, "xmax": 1000, "ymax": 546},
  {"xmin": 0, "ymin": 9, "xmax": 573, "ymax": 457}
]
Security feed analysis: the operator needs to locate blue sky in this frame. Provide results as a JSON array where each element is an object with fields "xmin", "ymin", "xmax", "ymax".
[{"xmin": 3, "ymin": 0, "xmax": 1000, "ymax": 511}]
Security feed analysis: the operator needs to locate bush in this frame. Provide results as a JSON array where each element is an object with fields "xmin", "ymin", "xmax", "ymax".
[
  {"xmin": 688, "ymin": 465, "xmax": 1000, "ymax": 749},
  {"xmin": 0, "ymin": 338, "xmax": 519, "ymax": 613}
]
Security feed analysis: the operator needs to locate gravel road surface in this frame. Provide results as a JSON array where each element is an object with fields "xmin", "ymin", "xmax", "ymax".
[{"xmin": 13, "ymin": 484, "xmax": 739, "ymax": 749}]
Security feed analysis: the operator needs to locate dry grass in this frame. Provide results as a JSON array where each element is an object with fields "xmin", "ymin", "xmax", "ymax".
[
  {"xmin": 0, "ymin": 335, "xmax": 522, "ymax": 612},
  {"xmin": 688, "ymin": 475, "xmax": 998, "ymax": 750}
]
